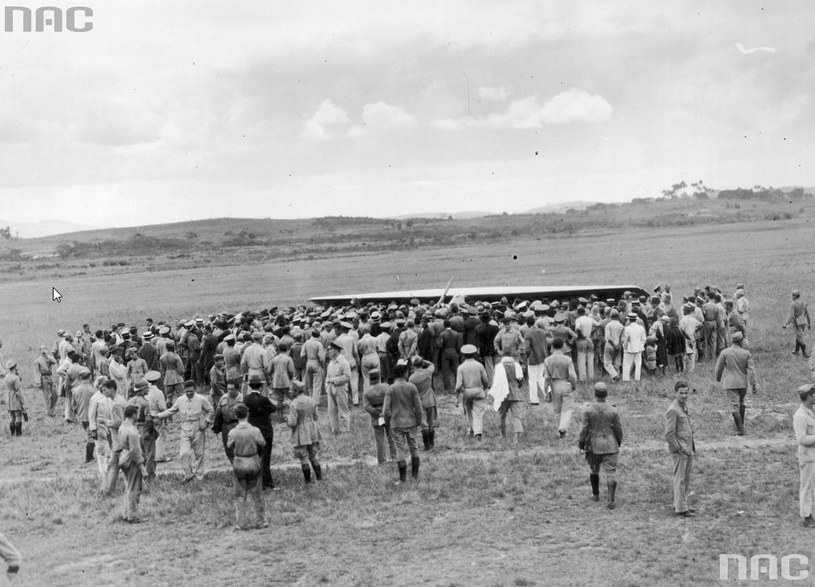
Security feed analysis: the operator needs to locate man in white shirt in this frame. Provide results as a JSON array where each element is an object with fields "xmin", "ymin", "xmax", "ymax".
[
  {"xmin": 621, "ymin": 313, "xmax": 646, "ymax": 382},
  {"xmin": 155, "ymin": 380, "xmax": 213, "ymax": 483},
  {"xmin": 793, "ymin": 384, "xmax": 815, "ymax": 527}
]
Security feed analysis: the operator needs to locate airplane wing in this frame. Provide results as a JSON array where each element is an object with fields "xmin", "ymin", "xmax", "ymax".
[{"xmin": 309, "ymin": 285, "xmax": 649, "ymax": 306}]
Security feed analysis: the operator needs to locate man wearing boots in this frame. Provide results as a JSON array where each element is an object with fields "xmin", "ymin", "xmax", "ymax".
[
  {"xmin": 714, "ymin": 331, "xmax": 759, "ymax": 436},
  {"xmin": 5, "ymin": 360, "xmax": 24, "ymax": 437},
  {"xmin": 579, "ymin": 382, "xmax": 623, "ymax": 509},
  {"xmin": 287, "ymin": 380, "xmax": 322, "ymax": 485},
  {"xmin": 384, "ymin": 360, "xmax": 423, "ymax": 484},
  {"xmin": 409, "ymin": 356, "xmax": 437, "ymax": 451},
  {"xmin": 785, "ymin": 289, "xmax": 811, "ymax": 357},
  {"xmin": 72, "ymin": 368, "xmax": 96, "ymax": 463}
]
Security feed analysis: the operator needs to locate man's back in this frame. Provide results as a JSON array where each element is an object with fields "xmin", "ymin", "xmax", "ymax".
[
  {"xmin": 580, "ymin": 402, "xmax": 622, "ymax": 454},
  {"xmin": 715, "ymin": 345, "xmax": 754, "ymax": 389},
  {"xmin": 385, "ymin": 381, "xmax": 422, "ymax": 428}
]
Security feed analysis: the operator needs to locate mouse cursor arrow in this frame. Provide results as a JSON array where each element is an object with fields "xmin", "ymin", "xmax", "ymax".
[{"xmin": 52, "ymin": 287, "xmax": 62, "ymax": 303}]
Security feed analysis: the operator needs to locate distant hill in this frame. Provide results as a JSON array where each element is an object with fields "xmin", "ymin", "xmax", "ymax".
[
  {"xmin": 0, "ymin": 219, "xmax": 103, "ymax": 239},
  {"xmin": 523, "ymin": 201, "xmax": 598, "ymax": 214},
  {"xmin": 390, "ymin": 211, "xmax": 492, "ymax": 220}
]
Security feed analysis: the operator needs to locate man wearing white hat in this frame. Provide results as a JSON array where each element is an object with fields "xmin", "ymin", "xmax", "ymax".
[{"xmin": 455, "ymin": 344, "xmax": 489, "ymax": 441}]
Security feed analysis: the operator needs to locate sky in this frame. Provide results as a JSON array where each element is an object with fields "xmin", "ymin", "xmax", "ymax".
[{"xmin": 0, "ymin": 0, "xmax": 813, "ymax": 230}]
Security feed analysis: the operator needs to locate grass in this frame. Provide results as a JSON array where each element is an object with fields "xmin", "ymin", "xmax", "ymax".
[
  {"xmin": 2, "ymin": 445, "xmax": 812, "ymax": 585},
  {"xmin": 1, "ymin": 216, "xmax": 815, "ymax": 585}
]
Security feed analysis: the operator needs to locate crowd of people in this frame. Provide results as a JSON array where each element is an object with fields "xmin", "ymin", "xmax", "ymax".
[{"xmin": 4, "ymin": 281, "xmax": 815, "ymax": 541}]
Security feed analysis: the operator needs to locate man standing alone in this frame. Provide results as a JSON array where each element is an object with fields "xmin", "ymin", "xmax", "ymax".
[
  {"xmin": 785, "ymin": 289, "xmax": 811, "ymax": 357},
  {"xmin": 665, "ymin": 381, "xmax": 696, "ymax": 517}
]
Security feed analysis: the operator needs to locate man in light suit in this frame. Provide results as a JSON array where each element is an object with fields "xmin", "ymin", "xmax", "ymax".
[
  {"xmin": 714, "ymin": 332, "xmax": 758, "ymax": 436},
  {"xmin": 579, "ymin": 382, "xmax": 623, "ymax": 509},
  {"xmin": 665, "ymin": 381, "xmax": 696, "ymax": 517},
  {"xmin": 793, "ymin": 384, "xmax": 815, "ymax": 527}
]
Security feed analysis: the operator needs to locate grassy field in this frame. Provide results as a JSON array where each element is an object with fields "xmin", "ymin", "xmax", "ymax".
[{"xmin": 1, "ymin": 217, "xmax": 814, "ymax": 585}]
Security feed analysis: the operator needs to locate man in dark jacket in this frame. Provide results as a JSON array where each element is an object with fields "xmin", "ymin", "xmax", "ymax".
[
  {"xmin": 383, "ymin": 360, "xmax": 423, "ymax": 483},
  {"xmin": 579, "ymin": 382, "xmax": 623, "ymax": 509},
  {"xmin": 243, "ymin": 374, "xmax": 277, "ymax": 490}
]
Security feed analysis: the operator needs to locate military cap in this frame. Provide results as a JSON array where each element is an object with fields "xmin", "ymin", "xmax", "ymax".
[
  {"xmin": 732, "ymin": 332, "xmax": 744, "ymax": 342},
  {"xmin": 799, "ymin": 384, "xmax": 815, "ymax": 400},
  {"xmin": 185, "ymin": 320, "xmax": 195, "ymax": 327},
  {"xmin": 159, "ymin": 326, "xmax": 170, "ymax": 335},
  {"xmin": 594, "ymin": 382, "xmax": 608, "ymax": 397},
  {"xmin": 5, "ymin": 359, "xmax": 17, "ymax": 370},
  {"xmin": 329, "ymin": 341, "xmax": 343, "ymax": 351},
  {"xmin": 134, "ymin": 378, "xmax": 149, "ymax": 392},
  {"xmin": 578, "ymin": 297, "xmax": 588, "ymax": 304},
  {"xmin": 553, "ymin": 312, "xmax": 567, "ymax": 323},
  {"xmin": 461, "ymin": 344, "xmax": 478, "ymax": 355},
  {"xmin": 145, "ymin": 370, "xmax": 162, "ymax": 383},
  {"xmin": 380, "ymin": 321, "xmax": 393, "ymax": 329}
]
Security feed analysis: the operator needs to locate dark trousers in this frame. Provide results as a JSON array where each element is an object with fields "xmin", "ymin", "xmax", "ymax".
[{"xmin": 259, "ymin": 428, "xmax": 274, "ymax": 488}]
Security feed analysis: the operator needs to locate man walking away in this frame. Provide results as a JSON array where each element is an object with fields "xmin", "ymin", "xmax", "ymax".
[{"xmin": 579, "ymin": 382, "xmax": 623, "ymax": 509}]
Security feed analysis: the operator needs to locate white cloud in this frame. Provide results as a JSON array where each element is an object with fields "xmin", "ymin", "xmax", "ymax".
[
  {"xmin": 434, "ymin": 88, "xmax": 613, "ymax": 130},
  {"xmin": 347, "ymin": 102, "xmax": 416, "ymax": 137},
  {"xmin": 301, "ymin": 99, "xmax": 349, "ymax": 140},
  {"xmin": 477, "ymin": 86, "xmax": 510, "ymax": 102},
  {"xmin": 538, "ymin": 88, "xmax": 614, "ymax": 124}
]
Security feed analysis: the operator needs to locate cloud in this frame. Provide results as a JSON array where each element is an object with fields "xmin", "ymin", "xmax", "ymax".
[
  {"xmin": 301, "ymin": 99, "xmax": 349, "ymax": 140},
  {"xmin": 347, "ymin": 102, "xmax": 416, "ymax": 137},
  {"xmin": 477, "ymin": 86, "xmax": 510, "ymax": 102},
  {"xmin": 434, "ymin": 88, "xmax": 613, "ymax": 130},
  {"xmin": 536, "ymin": 88, "xmax": 614, "ymax": 124}
]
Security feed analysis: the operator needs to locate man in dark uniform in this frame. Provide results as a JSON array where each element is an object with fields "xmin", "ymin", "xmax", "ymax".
[
  {"xmin": 243, "ymin": 373, "xmax": 277, "ymax": 490},
  {"xmin": 439, "ymin": 320, "xmax": 462, "ymax": 395},
  {"xmin": 474, "ymin": 312, "xmax": 500, "ymax": 385},
  {"xmin": 384, "ymin": 360, "xmax": 423, "ymax": 484},
  {"xmin": 785, "ymin": 289, "xmax": 811, "ymax": 357},
  {"xmin": 579, "ymin": 382, "xmax": 623, "ymax": 509}
]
